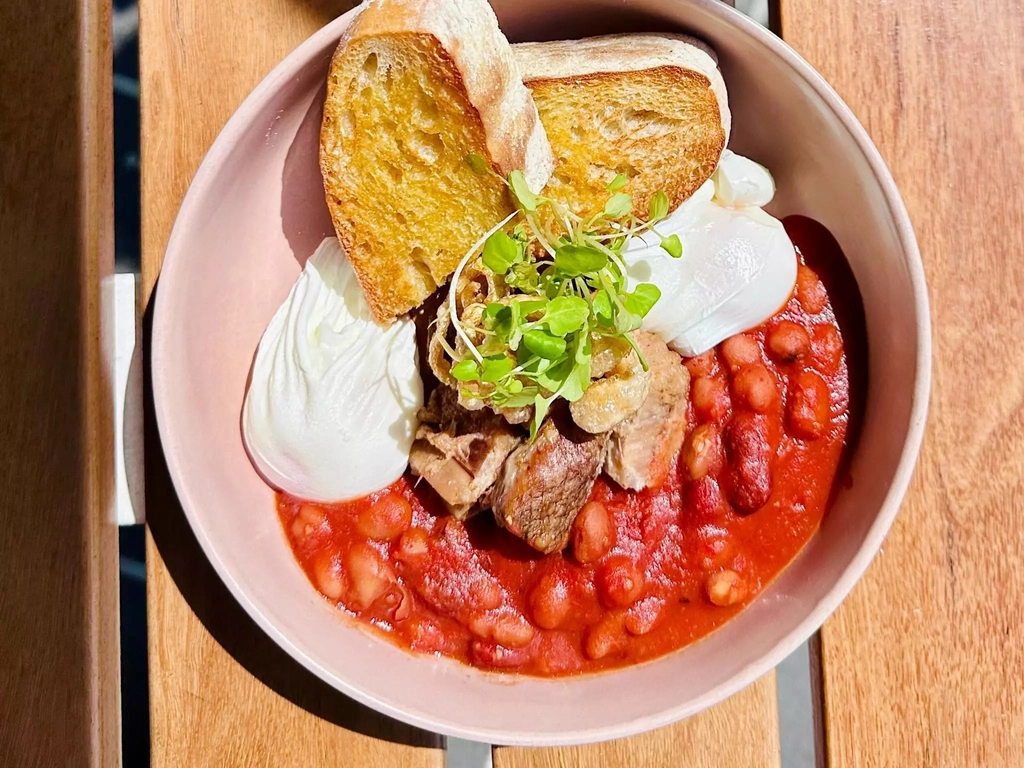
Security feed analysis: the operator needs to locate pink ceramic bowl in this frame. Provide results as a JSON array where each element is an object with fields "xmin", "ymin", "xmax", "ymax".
[{"xmin": 153, "ymin": 0, "xmax": 930, "ymax": 745}]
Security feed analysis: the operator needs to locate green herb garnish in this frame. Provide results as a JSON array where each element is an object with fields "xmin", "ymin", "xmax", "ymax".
[
  {"xmin": 649, "ymin": 190, "xmax": 670, "ymax": 222},
  {"xmin": 661, "ymin": 233, "xmax": 683, "ymax": 258},
  {"xmin": 466, "ymin": 153, "xmax": 491, "ymax": 176},
  {"xmin": 447, "ymin": 160, "xmax": 682, "ymax": 438},
  {"xmin": 607, "ymin": 173, "xmax": 630, "ymax": 193}
]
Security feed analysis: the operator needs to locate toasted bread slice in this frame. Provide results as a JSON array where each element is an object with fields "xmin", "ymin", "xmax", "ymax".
[
  {"xmin": 321, "ymin": 0, "xmax": 554, "ymax": 324},
  {"xmin": 514, "ymin": 34, "xmax": 730, "ymax": 220}
]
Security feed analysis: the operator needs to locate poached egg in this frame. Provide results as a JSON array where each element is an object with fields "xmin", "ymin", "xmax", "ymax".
[
  {"xmin": 242, "ymin": 237, "xmax": 422, "ymax": 502},
  {"xmin": 624, "ymin": 150, "xmax": 797, "ymax": 356}
]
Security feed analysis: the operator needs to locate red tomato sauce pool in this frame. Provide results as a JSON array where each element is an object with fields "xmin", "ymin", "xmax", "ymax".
[{"xmin": 276, "ymin": 216, "xmax": 866, "ymax": 676}]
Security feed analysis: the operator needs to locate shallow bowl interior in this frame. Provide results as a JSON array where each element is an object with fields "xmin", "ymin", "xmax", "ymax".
[{"xmin": 153, "ymin": 0, "xmax": 929, "ymax": 745}]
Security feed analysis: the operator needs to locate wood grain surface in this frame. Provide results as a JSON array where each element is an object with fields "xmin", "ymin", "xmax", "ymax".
[
  {"xmin": 493, "ymin": 673, "xmax": 780, "ymax": 768},
  {"xmin": 139, "ymin": 0, "xmax": 442, "ymax": 765},
  {"xmin": 781, "ymin": 0, "xmax": 1024, "ymax": 765},
  {"xmin": 0, "ymin": 0, "xmax": 120, "ymax": 765}
]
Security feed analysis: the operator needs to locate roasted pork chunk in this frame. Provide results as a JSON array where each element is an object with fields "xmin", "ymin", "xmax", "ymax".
[
  {"xmin": 491, "ymin": 409, "xmax": 609, "ymax": 553},
  {"xmin": 409, "ymin": 387, "xmax": 522, "ymax": 518},
  {"xmin": 605, "ymin": 332, "xmax": 691, "ymax": 491}
]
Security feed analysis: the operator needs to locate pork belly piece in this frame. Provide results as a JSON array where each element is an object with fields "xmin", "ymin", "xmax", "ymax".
[
  {"xmin": 491, "ymin": 409, "xmax": 609, "ymax": 554},
  {"xmin": 570, "ymin": 347, "xmax": 651, "ymax": 434},
  {"xmin": 605, "ymin": 332, "xmax": 691, "ymax": 491},
  {"xmin": 409, "ymin": 387, "xmax": 523, "ymax": 519}
]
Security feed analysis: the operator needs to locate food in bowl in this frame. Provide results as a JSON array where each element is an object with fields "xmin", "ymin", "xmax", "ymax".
[{"xmin": 241, "ymin": 0, "xmax": 865, "ymax": 677}]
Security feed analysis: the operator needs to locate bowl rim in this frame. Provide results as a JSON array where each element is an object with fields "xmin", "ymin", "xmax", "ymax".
[{"xmin": 152, "ymin": 0, "xmax": 931, "ymax": 746}]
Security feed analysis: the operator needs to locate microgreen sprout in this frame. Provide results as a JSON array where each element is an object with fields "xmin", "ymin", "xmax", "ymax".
[{"xmin": 451, "ymin": 156, "xmax": 683, "ymax": 438}]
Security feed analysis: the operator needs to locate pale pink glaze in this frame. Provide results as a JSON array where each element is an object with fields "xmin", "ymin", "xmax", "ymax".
[{"xmin": 152, "ymin": 0, "xmax": 930, "ymax": 745}]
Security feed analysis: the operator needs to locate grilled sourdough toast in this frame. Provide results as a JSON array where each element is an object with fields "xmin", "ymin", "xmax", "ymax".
[
  {"xmin": 320, "ymin": 0, "xmax": 553, "ymax": 324},
  {"xmin": 514, "ymin": 34, "xmax": 731, "ymax": 220}
]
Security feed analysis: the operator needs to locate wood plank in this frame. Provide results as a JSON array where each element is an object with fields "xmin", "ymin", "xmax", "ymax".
[
  {"xmin": 494, "ymin": 673, "xmax": 780, "ymax": 768},
  {"xmin": 139, "ymin": 1, "xmax": 442, "ymax": 765},
  {"xmin": 780, "ymin": 1, "xmax": 1024, "ymax": 765},
  {"xmin": 0, "ymin": 0, "xmax": 120, "ymax": 764}
]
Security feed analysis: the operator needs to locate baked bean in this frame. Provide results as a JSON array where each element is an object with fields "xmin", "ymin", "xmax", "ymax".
[
  {"xmin": 684, "ymin": 424, "xmax": 724, "ymax": 480},
  {"xmin": 404, "ymin": 615, "xmax": 447, "ymax": 653},
  {"xmin": 812, "ymin": 324, "xmax": 844, "ymax": 375},
  {"xmin": 529, "ymin": 572, "xmax": 571, "ymax": 630},
  {"xmin": 313, "ymin": 552, "xmax": 345, "ymax": 600},
  {"xmin": 788, "ymin": 370, "xmax": 831, "ymax": 439},
  {"xmin": 685, "ymin": 350, "xmax": 718, "ymax": 378},
  {"xmin": 720, "ymin": 334, "xmax": 761, "ymax": 372},
  {"xmin": 467, "ymin": 611, "xmax": 495, "ymax": 639},
  {"xmin": 725, "ymin": 412, "xmax": 773, "ymax": 513},
  {"xmin": 732, "ymin": 364, "xmax": 777, "ymax": 413},
  {"xmin": 492, "ymin": 611, "xmax": 536, "ymax": 649},
  {"xmin": 536, "ymin": 632, "xmax": 584, "ymax": 676},
  {"xmin": 767, "ymin": 320, "xmax": 811, "ymax": 362},
  {"xmin": 469, "ymin": 576, "xmax": 503, "ymax": 612},
  {"xmin": 344, "ymin": 542, "xmax": 395, "ymax": 610},
  {"xmin": 471, "ymin": 639, "xmax": 536, "ymax": 668},
  {"xmin": 598, "ymin": 556, "xmax": 646, "ymax": 608},
  {"xmin": 395, "ymin": 527, "xmax": 429, "ymax": 562},
  {"xmin": 469, "ymin": 609, "xmax": 535, "ymax": 648},
  {"xmin": 796, "ymin": 265, "xmax": 827, "ymax": 314},
  {"xmin": 572, "ymin": 502, "xmax": 615, "ymax": 564},
  {"xmin": 584, "ymin": 612, "xmax": 627, "ymax": 660},
  {"xmin": 624, "ymin": 596, "xmax": 665, "ymax": 636},
  {"xmin": 356, "ymin": 492, "xmax": 412, "ymax": 541},
  {"xmin": 692, "ymin": 376, "xmax": 730, "ymax": 422},
  {"xmin": 300, "ymin": 504, "xmax": 325, "ymax": 526},
  {"xmin": 698, "ymin": 531, "xmax": 735, "ymax": 570},
  {"xmin": 291, "ymin": 504, "xmax": 325, "ymax": 540},
  {"xmin": 406, "ymin": 615, "xmax": 472, "ymax": 656},
  {"xmin": 706, "ymin": 569, "xmax": 747, "ymax": 607},
  {"xmin": 688, "ymin": 476, "xmax": 724, "ymax": 519}
]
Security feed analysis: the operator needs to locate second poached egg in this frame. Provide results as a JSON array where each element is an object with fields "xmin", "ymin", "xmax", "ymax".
[{"xmin": 624, "ymin": 150, "xmax": 797, "ymax": 356}]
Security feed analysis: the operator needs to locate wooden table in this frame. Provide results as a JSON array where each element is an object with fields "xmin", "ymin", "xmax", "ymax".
[{"xmin": 3, "ymin": 0, "xmax": 1023, "ymax": 765}]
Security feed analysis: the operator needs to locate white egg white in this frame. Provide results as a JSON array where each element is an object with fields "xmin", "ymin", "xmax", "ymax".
[
  {"xmin": 242, "ymin": 237, "xmax": 422, "ymax": 502},
  {"xmin": 624, "ymin": 151, "xmax": 797, "ymax": 356}
]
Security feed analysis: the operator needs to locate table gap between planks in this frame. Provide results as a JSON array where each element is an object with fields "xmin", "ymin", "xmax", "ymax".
[{"xmin": 136, "ymin": 2, "xmax": 1024, "ymax": 768}]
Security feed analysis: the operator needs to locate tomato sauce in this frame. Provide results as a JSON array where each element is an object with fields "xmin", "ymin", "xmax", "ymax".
[{"xmin": 276, "ymin": 216, "xmax": 866, "ymax": 676}]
